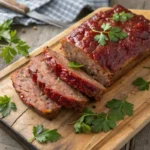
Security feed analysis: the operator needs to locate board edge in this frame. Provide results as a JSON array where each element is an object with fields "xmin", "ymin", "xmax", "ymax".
[{"xmin": 0, "ymin": 120, "xmax": 38, "ymax": 150}]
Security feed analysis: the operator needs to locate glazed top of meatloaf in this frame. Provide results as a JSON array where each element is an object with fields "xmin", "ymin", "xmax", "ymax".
[{"xmin": 64, "ymin": 5, "xmax": 150, "ymax": 72}]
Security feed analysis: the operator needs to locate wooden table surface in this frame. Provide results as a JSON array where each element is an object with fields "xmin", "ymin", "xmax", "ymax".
[{"xmin": 0, "ymin": 0, "xmax": 150, "ymax": 150}]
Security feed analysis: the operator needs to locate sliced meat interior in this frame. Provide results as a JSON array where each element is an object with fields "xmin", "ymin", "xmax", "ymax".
[
  {"xmin": 11, "ymin": 67, "xmax": 61, "ymax": 119},
  {"xmin": 43, "ymin": 47, "xmax": 106, "ymax": 100},
  {"xmin": 29, "ymin": 55, "xmax": 88, "ymax": 111},
  {"xmin": 61, "ymin": 40, "xmax": 112, "ymax": 86}
]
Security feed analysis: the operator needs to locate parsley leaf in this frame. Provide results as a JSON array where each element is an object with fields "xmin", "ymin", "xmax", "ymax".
[
  {"xmin": 0, "ymin": 19, "xmax": 12, "ymax": 42},
  {"xmin": 1, "ymin": 46, "xmax": 17, "ymax": 63},
  {"xmin": 0, "ymin": 30, "xmax": 10, "ymax": 42},
  {"xmin": 133, "ymin": 77, "xmax": 149, "ymax": 91},
  {"xmin": 16, "ymin": 40, "xmax": 30, "ymax": 56},
  {"xmin": 91, "ymin": 113, "xmax": 116, "ymax": 133},
  {"xmin": 29, "ymin": 125, "xmax": 61, "ymax": 143},
  {"xmin": 74, "ymin": 109, "xmax": 116, "ymax": 133},
  {"xmin": 0, "ymin": 95, "xmax": 17, "ymax": 118},
  {"xmin": 74, "ymin": 108, "xmax": 94, "ymax": 133},
  {"xmin": 93, "ymin": 23, "xmax": 128, "ymax": 46},
  {"xmin": 74, "ymin": 115, "xmax": 92, "ymax": 133},
  {"xmin": 94, "ymin": 33, "xmax": 108, "ymax": 46},
  {"xmin": 112, "ymin": 11, "xmax": 133, "ymax": 22},
  {"xmin": 101, "ymin": 23, "xmax": 111, "ymax": 31},
  {"xmin": 108, "ymin": 27, "xmax": 128, "ymax": 41},
  {"xmin": 0, "ymin": 19, "xmax": 30, "ymax": 63},
  {"xmin": 73, "ymin": 97, "xmax": 133, "ymax": 134},
  {"xmin": 69, "ymin": 62, "xmax": 83, "ymax": 68},
  {"xmin": 0, "ymin": 20, "xmax": 13, "ymax": 30},
  {"xmin": 106, "ymin": 97, "xmax": 134, "ymax": 121}
]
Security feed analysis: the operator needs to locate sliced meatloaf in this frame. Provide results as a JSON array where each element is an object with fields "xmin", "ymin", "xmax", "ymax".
[
  {"xmin": 11, "ymin": 67, "xmax": 61, "ymax": 119},
  {"xmin": 43, "ymin": 47, "xmax": 106, "ymax": 100},
  {"xmin": 61, "ymin": 5, "xmax": 150, "ymax": 86},
  {"xmin": 28, "ymin": 55, "xmax": 88, "ymax": 111}
]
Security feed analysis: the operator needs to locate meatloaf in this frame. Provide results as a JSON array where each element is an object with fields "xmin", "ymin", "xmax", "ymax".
[
  {"xmin": 43, "ymin": 47, "xmax": 106, "ymax": 100},
  {"xmin": 28, "ymin": 55, "xmax": 88, "ymax": 111},
  {"xmin": 61, "ymin": 5, "xmax": 150, "ymax": 86},
  {"xmin": 11, "ymin": 67, "xmax": 61, "ymax": 119}
]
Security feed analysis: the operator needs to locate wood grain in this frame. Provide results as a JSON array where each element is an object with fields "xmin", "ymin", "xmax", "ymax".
[{"xmin": 0, "ymin": 8, "xmax": 150, "ymax": 150}]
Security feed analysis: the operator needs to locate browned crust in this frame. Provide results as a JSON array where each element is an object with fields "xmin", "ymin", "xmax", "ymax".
[{"xmin": 112, "ymin": 49, "xmax": 150, "ymax": 82}]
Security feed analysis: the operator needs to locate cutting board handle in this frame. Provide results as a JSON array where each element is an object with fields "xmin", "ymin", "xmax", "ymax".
[{"xmin": 0, "ymin": 0, "xmax": 29, "ymax": 15}]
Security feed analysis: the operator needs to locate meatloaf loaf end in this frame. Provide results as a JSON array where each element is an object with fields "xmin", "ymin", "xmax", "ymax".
[
  {"xmin": 61, "ymin": 40, "xmax": 112, "ymax": 86},
  {"xmin": 28, "ymin": 55, "xmax": 88, "ymax": 111},
  {"xmin": 11, "ymin": 67, "xmax": 61, "ymax": 119},
  {"xmin": 43, "ymin": 47, "xmax": 106, "ymax": 100},
  {"xmin": 61, "ymin": 5, "xmax": 150, "ymax": 86}
]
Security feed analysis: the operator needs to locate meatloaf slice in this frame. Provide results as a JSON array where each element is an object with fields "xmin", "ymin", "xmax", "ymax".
[
  {"xmin": 61, "ymin": 40, "xmax": 112, "ymax": 86},
  {"xmin": 43, "ymin": 47, "xmax": 106, "ymax": 100},
  {"xmin": 61, "ymin": 5, "xmax": 150, "ymax": 86},
  {"xmin": 28, "ymin": 55, "xmax": 88, "ymax": 111},
  {"xmin": 11, "ymin": 67, "xmax": 61, "ymax": 119}
]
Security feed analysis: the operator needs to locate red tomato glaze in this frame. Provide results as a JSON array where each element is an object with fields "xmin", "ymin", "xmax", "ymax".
[{"xmin": 66, "ymin": 5, "xmax": 150, "ymax": 72}]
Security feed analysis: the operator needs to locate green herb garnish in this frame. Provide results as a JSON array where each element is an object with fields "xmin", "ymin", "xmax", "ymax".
[
  {"xmin": 74, "ymin": 97, "xmax": 133, "ymax": 133},
  {"xmin": 112, "ymin": 11, "xmax": 133, "ymax": 22},
  {"xmin": 0, "ymin": 95, "xmax": 17, "ymax": 118},
  {"xmin": 106, "ymin": 97, "xmax": 134, "ymax": 121},
  {"xmin": 28, "ymin": 125, "xmax": 61, "ymax": 143},
  {"xmin": 93, "ymin": 23, "xmax": 128, "ymax": 46},
  {"xmin": 133, "ymin": 77, "xmax": 149, "ymax": 91},
  {"xmin": 69, "ymin": 61, "xmax": 83, "ymax": 68},
  {"xmin": 0, "ymin": 19, "xmax": 30, "ymax": 63}
]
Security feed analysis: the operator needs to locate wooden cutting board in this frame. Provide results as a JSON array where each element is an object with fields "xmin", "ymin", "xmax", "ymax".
[{"xmin": 0, "ymin": 7, "xmax": 150, "ymax": 150}]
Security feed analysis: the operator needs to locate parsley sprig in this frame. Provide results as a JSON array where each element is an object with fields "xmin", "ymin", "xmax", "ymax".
[
  {"xmin": 133, "ymin": 77, "xmax": 150, "ymax": 91},
  {"xmin": 106, "ymin": 97, "xmax": 133, "ymax": 121},
  {"xmin": 74, "ymin": 97, "xmax": 133, "ymax": 133},
  {"xmin": 69, "ymin": 61, "xmax": 83, "ymax": 68},
  {"xmin": 93, "ymin": 23, "xmax": 128, "ymax": 46},
  {"xmin": 111, "ymin": 11, "xmax": 133, "ymax": 22},
  {"xmin": 0, "ymin": 20, "xmax": 30, "ymax": 63},
  {"xmin": 29, "ymin": 125, "xmax": 61, "ymax": 143},
  {"xmin": 0, "ymin": 95, "xmax": 17, "ymax": 118}
]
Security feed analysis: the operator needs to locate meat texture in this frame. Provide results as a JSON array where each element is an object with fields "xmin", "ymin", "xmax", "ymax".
[
  {"xmin": 11, "ymin": 67, "xmax": 61, "ymax": 119},
  {"xmin": 29, "ymin": 55, "xmax": 88, "ymax": 111},
  {"xmin": 43, "ymin": 47, "xmax": 106, "ymax": 100},
  {"xmin": 61, "ymin": 5, "xmax": 150, "ymax": 86}
]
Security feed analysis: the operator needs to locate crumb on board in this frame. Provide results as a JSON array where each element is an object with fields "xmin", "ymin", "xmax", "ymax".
[
  {"xmin": 33, "ymin": 26, "xmax": 37, "ymax": 30},
  {"xmin": 21, "ymin": 29, "xmax": 26, "ymax": 33},
  {"xmin": 92, "ymin": 105, "xmax": 96, "ymax": 109}
]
